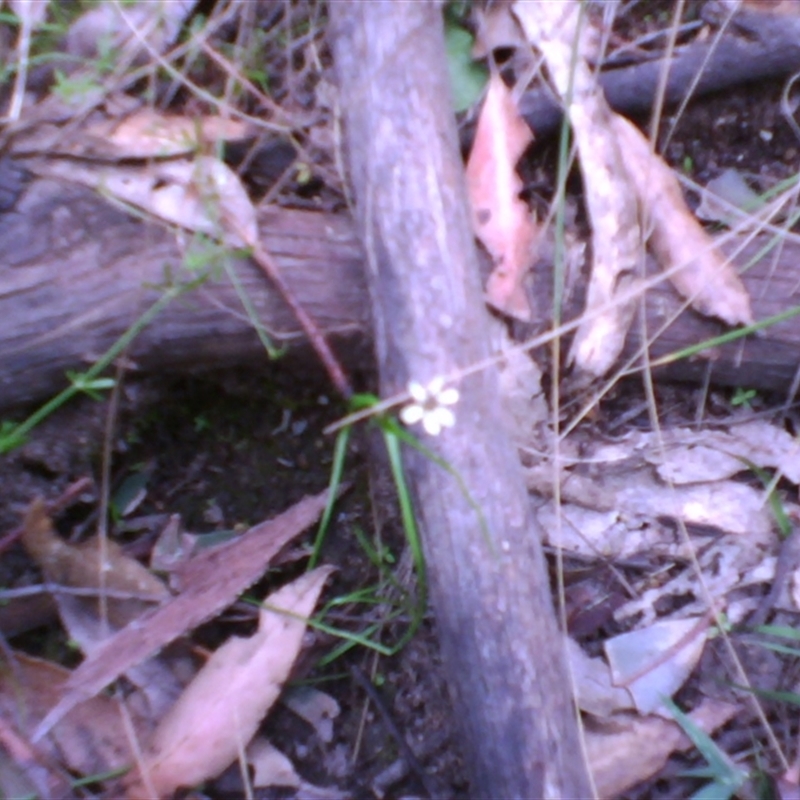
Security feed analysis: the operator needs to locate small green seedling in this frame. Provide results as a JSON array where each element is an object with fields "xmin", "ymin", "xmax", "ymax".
[{"xmin": 730, "ymin": 387, "xmax": 757, "ymax": 409}]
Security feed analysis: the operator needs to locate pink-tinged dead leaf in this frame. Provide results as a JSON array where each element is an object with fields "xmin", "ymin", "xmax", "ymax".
[
  {"xmin": 466, "ymin": 71, "xmax": 537, "ymax": 321},
  {"xmin": 33, "ymin": 487, "xmax": 342, "ymax": 741},
  {"xmin": 84, "ymin": 108, "xmax": 252, "ymax": 160},
  {"xmin": 247, "ymin": 738, "xmax": 300, "ymax": 789},
  {"xmin": 125, "ymin": 156, "xmax": 258, "ymax": 247},
  {"xmin": 586, "ymin": 698, "xmax": 738, "ymax": 799},
  {"xmin": 611, "ymin": 114, "xmax": 753, "ymax": 327},
  {"xmin": 27, "ymin": 155, "xmax": 257, "ymax": 249},
  {"xmin": 282, "ymin": 686, "xmax": 340, "ymax": 743},
  {"xmin": 0, "ymin": 651, "xmax": 148, "ymax": 779},
  {"xmin": 124, "ymin": 567, "xmax": 334, "ymax": 799}
]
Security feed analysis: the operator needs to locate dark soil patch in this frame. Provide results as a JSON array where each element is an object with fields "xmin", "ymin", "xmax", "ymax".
[{"xmin": 0, "ymin": 362, "xmax": 468, "ymax": 798}]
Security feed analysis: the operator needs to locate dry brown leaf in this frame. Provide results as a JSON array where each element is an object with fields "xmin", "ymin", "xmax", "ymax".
[
  {"xmin": 247, "ymin": 738, "xmax": 300, "ymax": 789},
  {"xmin": 103, "ymin": 156, "xmax": 258, "ymax": 247},
  {"xmin": 33, "ymin": 487, "xmax": 340, "ymax": 741},
  {"xmin": 22, "ymin": 499, "xmax": 169, "ymax": 606},
  {"xmin": 282, "ymin": 685, "xmax": 340, "ymax": 743},
  {"xmin": 466, "ymin": 70, "xmax": 537, "ymax": 321},
  {"xmin": 125, "ymin": 567, "xmax": 334, "ymax": 799},
  {"xmin": 586, "ymin": 699, "xmax": 737, "ymax": 799},
  {"xmin": 83, "ymin": 108, "xmax": 252, "ymax": 160},
  {"xmin": 0, "ymin": 651, "xmax": 147, "ymax": 779},
  {"xmin": 604, "ymin": 616, "xmax": 708, "ymax": 715},
  {"xmin": 514, "ymin": 0, "xmax": 643, "ymax": 376},
  {"xmin": 565, "ymin": 636, "xmax": 635, "ymax": 717},
  {"xmin": 22, "ymin": 500, "xmax": 187, "ymax": 724},
  {"xmin": 611, "ymin": 114, "xmax": 753, "ymax": 326},
  {"xmin": 24, "ymin": 155, "xmax": 258, "ymax": 248}
]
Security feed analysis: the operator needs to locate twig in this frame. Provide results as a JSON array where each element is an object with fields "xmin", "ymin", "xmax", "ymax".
[
  {"xmin": 349, "ymin": 664, "xmax": 447, "ymax": 800},
  {"xmin": 229, "ymin": 208, "xmax": 353, "ymax": 399}
]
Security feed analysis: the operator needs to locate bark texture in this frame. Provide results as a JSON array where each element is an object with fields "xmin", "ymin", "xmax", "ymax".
[
  {"xmin": 2, "ymin": 172, "xmax": 800, "ymax": 413},
  {"xmin": 330, "ymin": 3, "xmax": 594, "ymax": 797},
  {"xmin": 0, "ymin": 175, "xmax": 369, "ymax": 409}
]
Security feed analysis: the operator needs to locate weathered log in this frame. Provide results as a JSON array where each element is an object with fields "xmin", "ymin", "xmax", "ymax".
[
  {"xmin": 0, "ymin": 175, "xmax": 371, "ymax": 410},
  {"xmin": 2, "ymin": 167, "xmax": 800, "ymax": 413},
  {"xmin": 330, "ymin": 2, "xmax": 594, "ymax": 797}
]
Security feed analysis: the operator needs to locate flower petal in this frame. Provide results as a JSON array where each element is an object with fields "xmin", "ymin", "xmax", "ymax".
[
  {"xmin": 427, "ymin": 376, "xmax": 445, "ymax": 396},
  {"xmin": 435, "ymin": 407, "xmax": 456, "ymax": 429},
  {"xmin": 422, "ymin": 414, "xmax": 442, "ymax": 436},
  {"xmin": 400, "ymin": 404, "xmax": 424, "ymax": 425},
  {"xmin": 438, "ymin": 387, "xmax": 459, "ymax": 406},
  {"xmin": 407, "ymin": 381, "xmax": 428, "ymax": 403}
]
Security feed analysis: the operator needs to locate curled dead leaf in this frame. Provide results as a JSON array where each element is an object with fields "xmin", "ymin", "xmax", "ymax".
[
  {"xmin": 514, "ymin": 1, "xmax": 643, "ymax": 376},
  {"xmin": 22, "ymin": 498, "xmax": 168, "ymax": 602},
  {"xmin": 611, "ymin": 114, "xmax": 753, "ymax": 327},
  {"xmin": 466, "ymin": 71, "xmax": 537, "ymax": 321},
  {"xmin": 585, "ymin": 699, "xmax": 737, "ymax": 798}
]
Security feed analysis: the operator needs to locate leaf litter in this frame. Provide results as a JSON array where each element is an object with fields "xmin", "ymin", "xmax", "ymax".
[
  {"xmin": 123, "ymin": 566, "xmax": 334, "ymax": 799},
  {"xmin": 32, "ymin": 486, "xmax": 341, "ymax": 746},
  {"xmin": 3, "ymin": 3, "xmax": 797, "ymax": 795},
  {"xmin": 498, "ymin": 6, "xmax": 797, "ymax": 790}
]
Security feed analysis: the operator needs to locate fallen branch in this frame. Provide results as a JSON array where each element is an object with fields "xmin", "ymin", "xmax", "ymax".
[
  {"xmin": 2, "ymin": 176, "xmax": 800, "ymax": 412},
  {"xmin": 330, "ymin": 3, "xmax": 593, "ymax": 796}
]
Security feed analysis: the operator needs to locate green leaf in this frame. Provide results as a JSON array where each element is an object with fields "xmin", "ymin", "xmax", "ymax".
[
  {"xmin": 66, "ymin": 371, "xmax": 115, "ymax": 400},
  {"xmin": 445, "ymin": 22, "xmax": 487, "ymax": 113}
]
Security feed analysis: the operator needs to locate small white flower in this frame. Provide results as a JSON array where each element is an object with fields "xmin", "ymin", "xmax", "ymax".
[{"xmin": 399, "ymin": 377, "xmax": 460, "ymax": 436}]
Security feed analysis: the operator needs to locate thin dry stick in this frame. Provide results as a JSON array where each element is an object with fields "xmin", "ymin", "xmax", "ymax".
[
  {"xmin": 252, "ymin": 240, "xmax": 352, "ymax": 398},
  {"xmin": 230, "ymin": 213, "xmax": 353, "ymax": 399}
]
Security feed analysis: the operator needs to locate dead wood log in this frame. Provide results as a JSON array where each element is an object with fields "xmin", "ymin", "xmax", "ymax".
[
  {"xmin": 0, "ymin": 175, "xmax": 371, "ymax": 410},
  {"xmin": 330, "ymin": 2, "xmax": 594, "ymax": 797},
  {"xmin": 2, "ymin": 167, "xmax": 800, "ymax": 414}
]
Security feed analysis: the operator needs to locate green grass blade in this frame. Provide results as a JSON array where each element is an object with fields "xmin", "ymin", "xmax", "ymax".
[
  {"xmin": 308, "ymin": 424, "xmax": 351, "ymax": 570},
  {"xmin": 662, "ymin": 697, "xmax": 747, "ymax": 792}
]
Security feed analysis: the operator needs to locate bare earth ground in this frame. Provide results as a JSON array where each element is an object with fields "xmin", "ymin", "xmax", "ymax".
[{"xmin": 3, "ymin": 12, "xmax": 800, "ymax": 800}]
